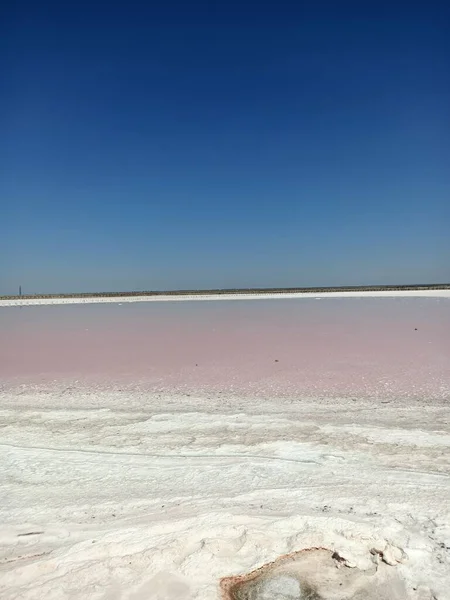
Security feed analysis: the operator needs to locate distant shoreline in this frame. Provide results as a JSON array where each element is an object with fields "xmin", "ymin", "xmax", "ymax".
[
  {"xmin": 1, "ymin": 285, "xmax": 450, "ymax": 307},
  {"xmin": 2, "ymin": 283, "xmax": 449, "ymax": 301}
]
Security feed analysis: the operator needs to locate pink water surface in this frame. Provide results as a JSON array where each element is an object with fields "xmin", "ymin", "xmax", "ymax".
[{"xmin": 1, "ymin": 297, "xmax": 449, "ymax": 399}]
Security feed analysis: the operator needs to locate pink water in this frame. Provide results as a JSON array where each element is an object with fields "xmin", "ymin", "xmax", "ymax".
[{"xmin": 1, "ymin": 298, "xmax": 449, "ymax": 399}]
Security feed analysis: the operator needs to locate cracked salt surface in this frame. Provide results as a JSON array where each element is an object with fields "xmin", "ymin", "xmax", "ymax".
[{"xmin": 1, "ymin": 400, "xmax": 449, "ymax": 600}]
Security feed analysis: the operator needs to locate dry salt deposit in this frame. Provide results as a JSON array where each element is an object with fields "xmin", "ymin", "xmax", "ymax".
[{"xmin": 0, "ymin": 292, "xmax": 449, "ymax": 599}]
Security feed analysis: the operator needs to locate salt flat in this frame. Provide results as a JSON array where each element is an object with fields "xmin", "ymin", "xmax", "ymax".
[
  {"xmin": 0, "ymin": 295, "xmax": 449, "ymax": 599},
  {"xmin": 1, "ymin": 288, "xmax": 450, "ymax": 307}
]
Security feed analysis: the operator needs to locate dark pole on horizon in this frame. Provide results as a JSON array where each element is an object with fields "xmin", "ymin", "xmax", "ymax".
[{"xmin": 19, "ymin": 285, "xmax": 22, "ymax": 297}]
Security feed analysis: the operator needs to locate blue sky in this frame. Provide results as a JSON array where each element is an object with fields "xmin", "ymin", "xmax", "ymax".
[{"xmin": 1, "ymin": 1, "xmax": 449, "ymax": 294}]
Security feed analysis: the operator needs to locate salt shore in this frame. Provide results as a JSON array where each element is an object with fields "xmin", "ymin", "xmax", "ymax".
[{"xmin": 1, "ymin": 288, "xmax": 450, "ymax": 307}]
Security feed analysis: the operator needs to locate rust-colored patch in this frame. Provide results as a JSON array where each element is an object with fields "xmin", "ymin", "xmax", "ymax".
[{"xmin": 220, "ymin": 547, "xmax": 327, "ymax": 599}]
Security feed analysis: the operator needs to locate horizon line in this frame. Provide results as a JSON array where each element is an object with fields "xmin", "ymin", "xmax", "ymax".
[{"xmin": 3, "ymin": 282, "xmax": 450, "ymax": 300}]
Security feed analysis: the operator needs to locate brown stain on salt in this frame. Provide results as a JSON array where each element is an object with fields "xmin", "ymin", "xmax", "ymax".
[{"xmin": 220, "ymin": 547, "xmax": 327, "ymax": 599}]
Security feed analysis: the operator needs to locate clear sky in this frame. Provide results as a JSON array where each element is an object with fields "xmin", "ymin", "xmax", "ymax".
[{"xmin": 1, "ymin": 1, "xmax": 449, "ymax": 294}]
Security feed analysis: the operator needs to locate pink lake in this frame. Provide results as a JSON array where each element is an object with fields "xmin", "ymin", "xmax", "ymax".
[{"xmin": 1, "ymin": 297, "xmax": 449, "ymax": 400}]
